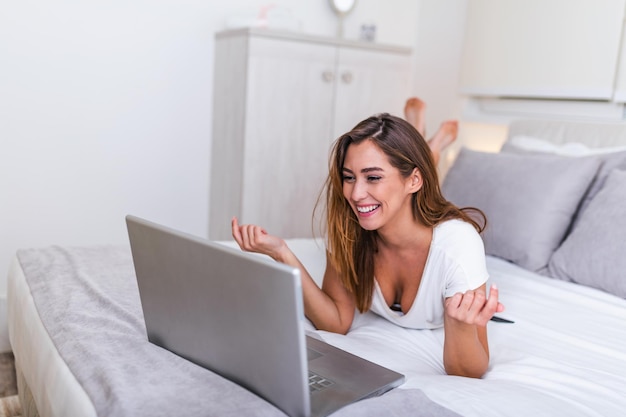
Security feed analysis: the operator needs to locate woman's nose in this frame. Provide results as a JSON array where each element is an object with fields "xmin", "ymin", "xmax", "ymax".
[{"xmin": 350, "ymin": 179, "xmax": 367, "ymax": 201}]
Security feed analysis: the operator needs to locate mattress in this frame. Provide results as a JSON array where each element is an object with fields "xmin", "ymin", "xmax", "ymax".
[
  {"xmin": 7, "ymin": 254, "xmax": 95, "ymax": 417},
  {"xmin": 7, "ymin": 240, "xmax": 626, "ymax": 417}
]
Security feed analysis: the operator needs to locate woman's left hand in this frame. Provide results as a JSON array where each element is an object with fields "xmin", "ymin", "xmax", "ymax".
[
  {"xmin": 231, "ymin": 217, "xmax": 287, "ymax": 261},
  {"xmin": 444, "ymin": 285, "xmax": 504, "ymax": 327}
]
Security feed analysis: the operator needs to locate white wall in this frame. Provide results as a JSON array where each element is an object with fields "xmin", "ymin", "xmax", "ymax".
[
  {"xmin": 1, "ymin": 0, "xmax": 452, "ymax": 352},
  {"xmin": 3, "ymin": 0, "xmax": 619, "ymax": 353},
  {"xmin": 411, "ymin": 0, "xmax": 470, "ymax": 175}
]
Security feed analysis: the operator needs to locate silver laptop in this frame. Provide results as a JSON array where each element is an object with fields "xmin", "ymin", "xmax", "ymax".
[{"xmin": 126, "ymin": 215, "xmax": 404, "ymax": 417}]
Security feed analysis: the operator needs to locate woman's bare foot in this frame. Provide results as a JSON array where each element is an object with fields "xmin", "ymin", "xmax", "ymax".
[
  {"xmin": 404, "ymin": 97, "xmax": 426, "ymax": 137},
  {"xmin": 428, "ymin": 120, "xmax": 458, "ymax": 165}
]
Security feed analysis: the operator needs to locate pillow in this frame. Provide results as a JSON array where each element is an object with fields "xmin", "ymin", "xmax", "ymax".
[
  {"xmin": 575, "ymin": 150, "xmax": 626, "ymax": 221},
  {"xmin": 548, "ymin": 169, "xmax": 626, "ymax": 298},
  {"xmin": 502, "ymin": 136, "xmax": 626, "ymax": 226},
  {"xmin": 504, "ymin": 135, "xmax": 626, "ymax": 156},
  {"xmin": 441, "ymin": 148, "xmax": 601, "ymax": 272}
]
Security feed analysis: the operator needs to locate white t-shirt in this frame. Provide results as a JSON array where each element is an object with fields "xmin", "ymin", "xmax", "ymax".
[{"xmin": 369, "ymin": 219, "xmax": 489, "ymax": 329}]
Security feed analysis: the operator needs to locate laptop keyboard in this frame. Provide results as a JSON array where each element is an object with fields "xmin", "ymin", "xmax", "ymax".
[{"xmin": 308, "ymin": 371, "xmax": 335, "ymax": 393}]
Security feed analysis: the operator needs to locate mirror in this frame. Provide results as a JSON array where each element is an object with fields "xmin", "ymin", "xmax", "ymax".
[
  {"xmin": 329, "ymin": 0, "xmax": 357, "ymax": 16},
  {"xmin": 329, "ymin": 0, "xmax": 357, "ymax": 38}
]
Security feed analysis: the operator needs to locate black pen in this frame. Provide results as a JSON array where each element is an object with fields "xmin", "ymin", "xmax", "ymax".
[{"xmin": 490, "ymin": 316, "xmax": 515, "ymax": 323}]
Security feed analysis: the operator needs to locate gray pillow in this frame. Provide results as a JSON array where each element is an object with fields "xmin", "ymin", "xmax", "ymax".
[
  {"xmin": 575, "ymin": 150, "xmax": 626, "ymax": 223},
  {"xmin": 502, "ymin": 141, "xmax": 626, "ymax": 227},
  {"xmin": 442, "ymin": 148, "xmax": 601, "ymax": 272},
  {"xmin": 548, "ymin": 169, "xmax": 626, "ymax": 298}
]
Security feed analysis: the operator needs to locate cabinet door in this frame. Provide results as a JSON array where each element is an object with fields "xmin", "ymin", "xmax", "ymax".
[
  {"xmin": 333, "ymin": 47, "xmax": 411, "ymax": 139},
  {"xmin": 241, "ymin": 37, "xmax": 336, "ymax": 238},
  {"xmin": 460, "ymin": 0, "xmax": 625, "ymax": 99}
]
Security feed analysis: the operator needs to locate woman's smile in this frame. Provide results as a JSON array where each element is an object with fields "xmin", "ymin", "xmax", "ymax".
[{"xmin": 356, "ymin": 204, "xmax": 381, "ymax": 216}]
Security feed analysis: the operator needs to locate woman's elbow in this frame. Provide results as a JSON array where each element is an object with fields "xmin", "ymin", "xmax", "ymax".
[
  {"xmin": 315, "ymin": 321, "xmax": 351, "ymax": 335},
  {"xmin": 306, "ymin": 314, "xmax": 351, "ymax": 335},
  {"xmin": 444, "ymin": 362, "xmax": 488, "ymax": 379}
]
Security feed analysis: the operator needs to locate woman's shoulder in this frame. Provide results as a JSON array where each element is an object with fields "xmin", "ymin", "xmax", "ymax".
[
  {"xmin": 432, "ymin": 219, "xmax": 485, "ymax": 255},
  {"xmin": 434, "ymin": 218, "xmax": 480, "ymax": 239},
  {"xmin": 430, "ymin": 220, "xmax": 488, "ymax": 286}
]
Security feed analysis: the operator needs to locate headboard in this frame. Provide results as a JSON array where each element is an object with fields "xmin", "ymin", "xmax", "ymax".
[{"xmin": 505, "ymin": 119, "xmax": 626, "ymax": 149}]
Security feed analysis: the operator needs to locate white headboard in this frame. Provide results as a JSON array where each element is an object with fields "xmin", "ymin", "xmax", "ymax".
[{"xmin": 505, "ymin": 119, "xmax": 626, "ymax": 149}]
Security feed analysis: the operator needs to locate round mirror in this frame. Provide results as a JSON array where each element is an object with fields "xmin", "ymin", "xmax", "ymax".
[{"xmin": 329, "ymin": 0, "xmax": 357, "ymax": 16}]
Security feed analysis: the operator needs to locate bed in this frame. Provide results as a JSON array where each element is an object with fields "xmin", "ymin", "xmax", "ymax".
[{"xmin": 7, "ymin": 118, "xmax": 626, "ymax": 417}]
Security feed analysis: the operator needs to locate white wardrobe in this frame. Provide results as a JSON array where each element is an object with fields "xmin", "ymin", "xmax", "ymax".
[{"xmin": 209, "ymin": 28, "xmax": 412, "ymax": 239}]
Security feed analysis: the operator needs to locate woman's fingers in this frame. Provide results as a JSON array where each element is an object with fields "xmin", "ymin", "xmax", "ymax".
[
  {"xmin": 240, "ymin": 224, "xmax": 256, "ymax": 249},
  {"xmin": 473, "ymin": 285, "xmax": 505, "ymax": 325},
  {"xmin": 231, "ymin": 217, "xmax": 255, "ymax": 250},
  {"xmin": 231, "ymin": 217, "xmax": 273, "ymax": 254},
  {"xmin": 486, "ymin": 284, "xmax": 505, "ymax": 313},
  {"xmin": 473, "ymin": 285, "xmax": 498, "ymax": 325},
  {"xmin": 446, "ymin": 285, "xmax": 505, "ymax": 326},
  {"xmin": 231, "ymin": 217, "xmax": 243, "ymax": 245}
]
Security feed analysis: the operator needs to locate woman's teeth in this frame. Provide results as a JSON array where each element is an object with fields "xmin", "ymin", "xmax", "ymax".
[{"xmin": 357, "ymin": 205, "xmax": 379, "ymax": 213}]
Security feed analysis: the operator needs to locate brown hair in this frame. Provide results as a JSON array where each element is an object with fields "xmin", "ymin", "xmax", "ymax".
[{"xmin": 318, "ymin": 113, "xmax": 485, "ymax": 313}]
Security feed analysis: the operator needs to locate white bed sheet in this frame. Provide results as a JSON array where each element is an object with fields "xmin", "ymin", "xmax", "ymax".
[
  {"xmin": 313, "ymin": 256, "xmax": 626, "ymax": 417},
  {"xmin": 8, "ymin": 240, "xmax": 626, "ymax": 417}
]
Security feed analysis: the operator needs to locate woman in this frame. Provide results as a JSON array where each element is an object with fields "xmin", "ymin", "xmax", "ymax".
[{"xmin": 232, "ymin": 104, "xmax": 503, "ymax": 379}]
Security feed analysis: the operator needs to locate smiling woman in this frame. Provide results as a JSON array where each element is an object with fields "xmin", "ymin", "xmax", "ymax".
[{"xmin": 233, "ymin": 112, "xmax": 501, "ymax": 379}]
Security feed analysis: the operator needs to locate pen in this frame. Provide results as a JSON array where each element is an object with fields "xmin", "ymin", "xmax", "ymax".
[{"xmin": 490, "ymin": 316, "xmax": 515, "ymax": 323}]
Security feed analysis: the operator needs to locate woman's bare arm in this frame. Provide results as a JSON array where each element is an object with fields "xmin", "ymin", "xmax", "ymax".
[
  {"xmin": 442, "ymin": 284, "xmax": 503, "ymax": 378},
  {"xmin": 231, "ymin": 217, "xmax": 355, "ymax": 333}
]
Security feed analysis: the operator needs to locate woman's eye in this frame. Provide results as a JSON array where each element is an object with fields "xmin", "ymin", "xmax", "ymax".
[
  {"xmin": 342, "ymin": 175, "xmax": 355, "ymax": 183},
  {"xmin": 367, "ymin": 176, "xmax": 381, "ymax": 182}
]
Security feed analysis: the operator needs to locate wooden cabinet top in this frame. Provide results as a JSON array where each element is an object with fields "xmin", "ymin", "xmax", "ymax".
[{"xmin": 215, "ymin": 27, "xmax": 412, "ymax": 55}]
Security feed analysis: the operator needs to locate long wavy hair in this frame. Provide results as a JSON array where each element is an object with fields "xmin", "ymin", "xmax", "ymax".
[{"xmin": 317, "ymin": 113, "xmax": 486, "ymax": 313}]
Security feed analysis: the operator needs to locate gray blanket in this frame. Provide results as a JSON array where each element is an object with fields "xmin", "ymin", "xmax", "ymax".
[{"xmin": 17, "ymin": 245, "xmax": 460, "ymax": 417}]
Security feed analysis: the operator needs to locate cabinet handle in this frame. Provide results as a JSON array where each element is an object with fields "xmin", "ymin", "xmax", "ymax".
[
  {"xmin": 322, "ymin": 71, "xmax": 334, "ymax": 83},
  {"xmin": 341, "ymin": 72, "xmax": 353, "ymax": 84}
]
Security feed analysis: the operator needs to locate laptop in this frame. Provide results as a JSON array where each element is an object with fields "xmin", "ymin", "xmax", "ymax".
[{"xmin": 126, "ymin": 215, "xmax": 404, "ymax": 417}]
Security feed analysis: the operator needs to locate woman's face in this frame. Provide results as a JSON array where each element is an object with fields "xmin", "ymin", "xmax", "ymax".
[{"xmin": 341, "ymin": 139, "xmax": 418, "ymax": 231}]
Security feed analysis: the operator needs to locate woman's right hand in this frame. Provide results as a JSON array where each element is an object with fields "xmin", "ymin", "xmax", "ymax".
[
  {"xmin": 231, "ymin": 217, "xmax": 287, "ymax": 262},
  {"xmin": 232, "ymin": 217, "xmax": 355, "ymax": 333}
]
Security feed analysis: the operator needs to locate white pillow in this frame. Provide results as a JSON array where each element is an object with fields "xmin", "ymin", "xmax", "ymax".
[{"xmin": 507, "ymin": 135, "xmax": 626, "ymax": 156}]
